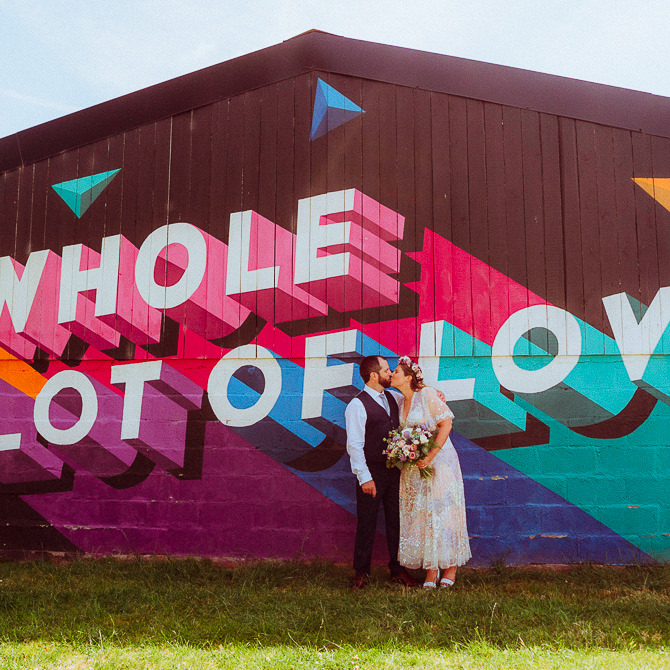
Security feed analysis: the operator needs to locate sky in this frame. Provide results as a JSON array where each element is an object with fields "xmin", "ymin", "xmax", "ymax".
[{"xmin": 2, "ymin": 0, "xmax": 670, "ymax": 139}]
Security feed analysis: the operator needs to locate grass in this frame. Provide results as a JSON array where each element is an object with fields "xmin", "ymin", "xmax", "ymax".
[{"xmin": 0, "ymin": 558, "xmax": 668, "ymax": 668}]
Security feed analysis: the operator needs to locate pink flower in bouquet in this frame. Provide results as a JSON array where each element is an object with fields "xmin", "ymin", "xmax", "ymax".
[{"xmin": 384, "ymin": 423, "xmax": 438, "ymax": 478}]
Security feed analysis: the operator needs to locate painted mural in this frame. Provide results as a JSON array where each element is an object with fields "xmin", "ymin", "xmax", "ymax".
[{"xmin": 0, "ymin": 67, "xmax": 669, "ymax": 565}]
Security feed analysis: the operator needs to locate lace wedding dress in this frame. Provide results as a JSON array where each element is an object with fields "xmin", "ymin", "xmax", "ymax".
[{"xmin": 397, "ymin": 387, "xmax": 471, "ymax": 569}]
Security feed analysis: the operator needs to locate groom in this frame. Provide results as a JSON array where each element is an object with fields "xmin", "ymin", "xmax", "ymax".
[{"xmin": 344, "ymin": 355, "xmax": 418, "ymax": 589}]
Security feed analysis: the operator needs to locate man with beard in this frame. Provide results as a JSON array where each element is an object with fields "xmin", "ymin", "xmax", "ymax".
[{"xmin": 345, "ymin": 355, "xmax": 418, "ymax": 590}]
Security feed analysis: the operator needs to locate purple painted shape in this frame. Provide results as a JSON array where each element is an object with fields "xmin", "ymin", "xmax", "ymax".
[
  {"xmin": 0, "ymin": 380, "xmax": 64, "ymax": 484},
  {"xmin": 148, "ymin": 362, "xmax": 203, "ymax": 411},
  {"xmin": 23, "ymin": 422, "xmax": 358, "ymax": 560},
  {"xmin": 48, "ymin": 366, "xmax": 202, "ymax": 477},
  {"xmin": 46, "ymin": 376, "xmax": 138, "ymax": 478},
  {"xmin": 127, "ymin": 362, "xmax": 203, "ymax": 470}
]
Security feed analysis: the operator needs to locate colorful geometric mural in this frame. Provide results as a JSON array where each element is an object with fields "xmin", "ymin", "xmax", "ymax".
[{"xmin": 0, "ymin": 32, "xmax": 669, "ymax": 564}]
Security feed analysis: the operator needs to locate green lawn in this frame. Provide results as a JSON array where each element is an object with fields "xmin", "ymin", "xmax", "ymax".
[{"xmin": 0, "ymin": 558, "xmax": 668, "ymax": 669}]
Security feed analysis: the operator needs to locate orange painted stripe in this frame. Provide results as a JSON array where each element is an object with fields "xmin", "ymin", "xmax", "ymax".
[{"xmin": 0, "ymin": 352, "xmax": 47, "ymax": 398}]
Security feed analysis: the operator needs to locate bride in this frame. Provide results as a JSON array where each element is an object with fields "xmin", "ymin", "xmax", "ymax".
[{"xmin": 391, "ymin": 356, "xmax": 471, "ymax": 588}]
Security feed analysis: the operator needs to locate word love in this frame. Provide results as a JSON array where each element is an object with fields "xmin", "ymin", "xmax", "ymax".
[{"xmin": 0, "ymin": 189, "xmax": 404, "ymax": 361}]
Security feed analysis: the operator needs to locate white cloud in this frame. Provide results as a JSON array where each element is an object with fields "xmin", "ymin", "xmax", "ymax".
[{"xmin": 0, "ymin": 88, "xmax": 77, "ymax": 114}]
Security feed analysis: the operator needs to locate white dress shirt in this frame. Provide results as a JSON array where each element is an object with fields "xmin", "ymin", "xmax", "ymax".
[{"xmin": 345, "ymin": 385, "xmax": 400, "ymax": 485}]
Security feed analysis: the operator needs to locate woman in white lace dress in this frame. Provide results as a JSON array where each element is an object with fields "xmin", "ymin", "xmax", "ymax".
[{"xmin": 391, "ymin": 356, "xmax": 471, "ymax": 588}]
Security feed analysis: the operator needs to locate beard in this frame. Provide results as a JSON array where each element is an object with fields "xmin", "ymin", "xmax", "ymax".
[{"xmin": 379, "ymin": 377, "xmax": 392, "ymax": 388}]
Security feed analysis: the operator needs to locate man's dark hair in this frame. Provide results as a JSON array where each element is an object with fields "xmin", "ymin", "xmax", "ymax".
[{"xmin": 359, "ymin": 355, "xmax": 383, "ymax": 383}]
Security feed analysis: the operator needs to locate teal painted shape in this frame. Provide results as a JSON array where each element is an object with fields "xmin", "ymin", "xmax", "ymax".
[
  {"xmin": 510, "ymin": 316, "xmax": 636, "ymax": 425},
  {"xmin": 51, "ymin": 169, "xmax": 121, "ymax": 218},
  {"xmin": 310, "ymin": 78, "xmax": 365, "ymax": 140},
  {"xmin": 435, "ymin": 321, "xmax": 528, "ymax": 438},
  {"xmin": 432, "ymin": 315, "xmax": 670, "ymax": 559},
  {"xmin": 496, "ymin": 395, "xmax": 670, "ymax": 561}
]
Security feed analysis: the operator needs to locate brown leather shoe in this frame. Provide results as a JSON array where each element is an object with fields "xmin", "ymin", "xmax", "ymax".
[
  {"xmin": 352, "ymin": 573, "xmax": 370, "ymax": 590},
  {"xmin": 390, "ymin": 571, "xmax": 420, "ymax": 587}
]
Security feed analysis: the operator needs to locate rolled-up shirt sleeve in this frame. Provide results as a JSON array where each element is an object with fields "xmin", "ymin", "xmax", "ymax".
[{"xmin": 344, "ymin": 398, "xmax": 371, "ymax": 486}]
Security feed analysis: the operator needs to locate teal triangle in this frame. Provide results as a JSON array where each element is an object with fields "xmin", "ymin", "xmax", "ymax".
[
  {"xmin": 52, "ymin": 169, "xmax": 121, "ymax": 218},
  {"xmin": 310, "ymin": 79, "xmax": 365, "ymax": 140}
]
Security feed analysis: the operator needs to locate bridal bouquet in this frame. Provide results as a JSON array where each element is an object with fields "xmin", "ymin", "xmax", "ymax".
[{"xmin": 383, "ymin": 424, "xmax": 436, "ymax": 479}]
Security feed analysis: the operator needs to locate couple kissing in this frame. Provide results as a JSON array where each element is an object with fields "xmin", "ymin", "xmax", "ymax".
[{"xmin": 344, "ymin": 355, "xmax": 471, "ymax": 590}]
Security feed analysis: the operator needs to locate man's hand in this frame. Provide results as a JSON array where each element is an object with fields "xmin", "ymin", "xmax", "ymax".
[
  {"xmin": 436, "ymin": 389, "xmax": 446, "ymax": 402},
  {"xmin": 361, "ymin": 480, "xmax": 377, "ymax": 497}
]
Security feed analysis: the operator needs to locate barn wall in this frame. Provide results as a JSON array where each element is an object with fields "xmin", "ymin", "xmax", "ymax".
[{"xmin": 1, "ymin": 71, "xmax": 668, "ymax": 564}]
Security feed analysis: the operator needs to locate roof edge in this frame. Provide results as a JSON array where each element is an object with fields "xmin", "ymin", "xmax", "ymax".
[{"xmin": 2, "ymin": 31, "xmax": 670, "ymax": 172}]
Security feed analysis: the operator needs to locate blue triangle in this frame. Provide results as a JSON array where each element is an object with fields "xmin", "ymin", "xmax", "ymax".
[
  {"xmin": 52, "ymin": 169, "xmax": 121, "ymax": 218},
  {"xmin": 310, "ymin": 78, "xmax": 365, "ymax": 140}
]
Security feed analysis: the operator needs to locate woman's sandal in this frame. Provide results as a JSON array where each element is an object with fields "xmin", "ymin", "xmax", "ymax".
[
  {"xmin": 439, "ymin": 577, "xmax": 455, "ymax": 587},
  {"xmin": 424, "ymin": 569, "xmax": 439, "ymax": 589}
]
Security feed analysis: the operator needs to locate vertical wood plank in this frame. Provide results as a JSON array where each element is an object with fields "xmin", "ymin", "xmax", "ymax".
[
  {"xmin": 466, "ymin": 98, "xmax": 488, "ymax": 351},
  {"xmin": 594, "ymin": 125, "xmax": 619, "ymax": 337},
  {"xmin": 243, "ymin": 88, "xmax": 264, "ymax": 358},
  {"xmin": 448, "ymin": 95, "xmax": 471, "ymax": 354},
  {"xmin": 163, "ymin": 110, "xmax": 192, "ymax": 358},
  {"xmin": 151, "ymin": 118, "xmax": 173, "ymax": 235},
  {"xmin": 631, "ymin": 133, "xmax": 660, "ymax": 310},
  {"xmin": 429, "ymin": 91, "xmax": 452, "ymax": 358},
  {"xmin": 610, "ymin": 128, "xmax": 639, "ymax": 300},
  {"xmin": 484, "ymin": 102, "xmax": 508, "ymax": 345},
  {"xmin": 558, "ymin": 118, "xmax": 585, "ymax": 323},
  {"xmin": 521, "ymin": 109, "xmax": 547, "ymax": 304},
  {"xmin": 223, "ymin": 93, "xmax": 247, "ymax": 354},
  {"xmin": 575, "ymin": 122, "xmax": 602, "ymax": 331},
  {"xmin": 378, "ymin": 81, "xmax": 402, "ymax": 355},
  {"xmin": 410, "ymin": 87, "xmax": 433, "ymax": 358},
  {"xmin": 322, "ymin": 74, "xmax": 350, "ymax": 341},
  {"xmin": 206, "ymin": 99, "xmax": 230, "ymax": 361},
  {"xmin": 257, "ymin": 83, "xmax": 279, "ymax": 352},
  {"xmin": 43, "ymin": 151, "xmax": 77, "ymax": 361},
  {"xmin": 275, "ymin": 80, "xmax": 295, "ymax": 238},
  {"xmin": 187, "ymin": 103, "xmax": 214, "ymax": 360},
  {"xmin": 288, "ymin": 74, "xmax": 316, "ymax": 357},
  {"xmin": 129, "ymin": 121, "xmax": 161, "ymax": 351},
  {"xmin": 396, "ymin": 84, "xmax": 417, "ymax": 356},
  {"xmin": 360, "ymin": 79, "xmax": 383, "ymax": 351},
  {"xmin": 649, "ymin": 135, "xmax": 670, "ymax": 289},
  {"xmin": 502, "ymin": 106, "xmax": 526, "ymax": 288},
  {"xmin": 539, "ymin": 114, "xmax": 566, "ymax": 310}
]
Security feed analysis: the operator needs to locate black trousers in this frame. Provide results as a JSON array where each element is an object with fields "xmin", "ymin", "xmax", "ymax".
[{"xmin": 353, "ymin": 463, "xmax": 402, "ymax": 576}]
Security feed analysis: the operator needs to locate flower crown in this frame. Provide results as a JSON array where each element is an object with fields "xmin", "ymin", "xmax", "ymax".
[{"xmin": 398, "ymin": 356, "xmax": 424, "ymax": 382}]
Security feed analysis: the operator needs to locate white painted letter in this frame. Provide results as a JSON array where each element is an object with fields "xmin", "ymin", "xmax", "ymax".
[
  {"xmin": 603, "ymin": 288, "xmax": 670, "ymax": 381},
  {"xmin": 294, "ymin": 190, "xmax": 354, "ymax": 284},
  {"xmin": 58, "ymin": 235, "xmax": 121, "ymax": 323},
  {"xmin": 226, "ymin": 211, "xmax": 279, "ymax": 294},
  {"xmin": 492, "ymin": 305, "xmax": 582, "ymax": 394},
  {"xmin": 207, "ymin": 345, "xmax": 282, "ymax": 427},
  {"xmin": 34, "ymin": 370, "xmax": 98, "ymax": 445},
  {"xmin": 302, "ymin": 329, "xmax": 359, "ymax": 419},
  {"xmin": 135, "ymin": 222, "xmax": 207, "ymax": 309},
  {"xmin": 0, "ymin": 251, "xmax": 49, "ymax": 332},
  {"xmin": 110, "ymin": 360, "xmax": 163, "ymax": 439}
]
